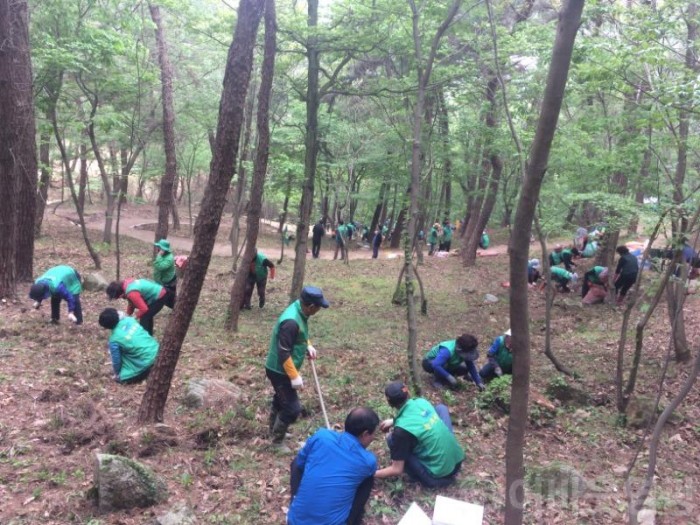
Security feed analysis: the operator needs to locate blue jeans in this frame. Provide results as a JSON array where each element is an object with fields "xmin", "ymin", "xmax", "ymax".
[{"xmin": 390, "ymin": 404, "xmax": 461, "ymax": 488}]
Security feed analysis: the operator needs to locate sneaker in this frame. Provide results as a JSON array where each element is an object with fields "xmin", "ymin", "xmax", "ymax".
[{"xmin": 50, "ymin": 319, "xmax": 59, "ymax": 325}]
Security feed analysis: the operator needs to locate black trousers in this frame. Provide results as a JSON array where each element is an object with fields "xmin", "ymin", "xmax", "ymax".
[
  {"xmin": 312, "ymin": 238, "xmax": 322, "ymax": 258},
  {"xmin": 242, "ymin": 275, "xmax": 268, "ymax": 308},
  {"xmin": 139, "ymin": 290, "xmax": 174, "ymax": 335},
  {"xmin": 51, "ymin": 294, "xmax": 83, "ymax": 324},
  {"xmin": 290, "ymin": 458, "xmax": 373, "ymax": 525},
  {"xmin": 615, "ymin": 273, "xmax": 637, "ymax": 298},
  {"xmin": 266, "ymin": 368, "xmax": 302, "ymax": 424}
]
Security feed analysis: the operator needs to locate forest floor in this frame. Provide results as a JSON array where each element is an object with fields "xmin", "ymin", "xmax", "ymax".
[{"xmin": 1, "ymin": 207, "xmax": 699, "ymax": 525}]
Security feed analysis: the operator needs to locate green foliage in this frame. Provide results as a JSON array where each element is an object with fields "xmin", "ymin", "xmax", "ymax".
[{"xmin": 477, "ymin": 375, "xmax": 512, "ymax": 413}]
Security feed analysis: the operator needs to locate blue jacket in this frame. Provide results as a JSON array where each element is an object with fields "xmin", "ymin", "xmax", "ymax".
[
  {"xmin": 428, "ymin": 344, "xmax": 483, "ymax": 387},
  {"xmin": 288, "ymin": 429, "xmax": 376, "ymax": 525}
]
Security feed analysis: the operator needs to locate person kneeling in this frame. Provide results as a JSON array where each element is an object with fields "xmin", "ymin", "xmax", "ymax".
[
  {"xmin": 375, "ymin": 382, "xmax": 464, "ymax": 489},
  {"xmin": 98, "ymin": 308, "xmax": 159, "ymax": 384},
  {"xmin": 422, "ymin": 333, "xmax": 484, "ymax": 391},
  {"xmin": 288, "ymin": 408, "xmax": 379, "ymax": 525}
]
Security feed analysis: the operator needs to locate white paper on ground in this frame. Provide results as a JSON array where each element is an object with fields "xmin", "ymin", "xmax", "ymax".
[
  {"xmin": 432, "ymin": 495, "xmax": 484, "ymax": 525},
  {"xmin": 397, "ymin": 502, "xmax": 432, "ymax": 525}
]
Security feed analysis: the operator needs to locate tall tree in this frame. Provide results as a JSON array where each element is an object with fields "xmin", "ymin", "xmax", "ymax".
[
  {"xmin": 0, "ymin": 0, "xmax": 18, "ymax": 298},
  {"xmin": 505, "ymin": 1, "xmax": 584, "ymax": 523},
  {"xmin": 11, "ymin": 0, "xmax": 37, "ymax": 282},
  {"xmin": 150, "ymin": 2, "xmax": 179, "ymax": 247},
  {"xmin": 229, "ymin": 0, "xmax": 276, "ymax": 330},
  {"xmin": 138, "ymin": 0, "xmax": 265, "ymax": 423}
]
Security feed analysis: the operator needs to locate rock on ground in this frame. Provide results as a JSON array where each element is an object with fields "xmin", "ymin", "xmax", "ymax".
[
  {"xmin": 93, "ymin": 453, "xmax": 168, "ymax": 512},
  {"xmin": 182, "ymin": 378, "xmax": 242, "ymax": 409},
  {"xmin": 83, "ymin": 272, "xmax": 109, "ymax": 292},
  {"xmin": 528, "ymin": 463, "xmax": 588, "ymax": 503},
  {"xmin": 153, "ymin": 502, "xmax": 196, "ymax": 525}
]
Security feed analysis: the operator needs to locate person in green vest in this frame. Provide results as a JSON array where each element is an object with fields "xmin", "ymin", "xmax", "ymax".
[
  {"xmin": 549, "ymin": 244, "xmax": 580, "ymax": 272},
  {"xmin": 479, "ymin": 329, "xmax": 513, "ymax": 381},
  {"xmin": 264, "ymin": 286, "xmax": 330, "ymax": 452},
  {"xmin": 106, "ymin": 278, "xmax": 174, "ymax": 336},
  {"xmin": 581, "ymin": 266, "xmax": 608, "ymax": 299},
  {"xmin": 333, "ymin": 221, "xmax": 348, "ymax": 260},
  {"xmin": 98, "ymin": 308, "xmax": 159, "ymax": 384},
  {"xmin": 375, "ymin": 381, "xmax": 465, "ymax": 488},
  {"xmin": 440, "ymin": 221, "xmax": 453, "ymax": 252},
  {"xmin": 427, "ymin": 223, "xmax": 440, "ymax": 256},
  {"xmin": 422, "ymin": 334, "xmax": 484, "ymax": 391},
  {"xmin": 29, "ymin": 265, "xmax": 83, "ymax": 325},
  {"xmin": 479, "ymin": 229, "xmax": 490, "ymax": 250},
  {"xmin": 547, "ymin": 266, "xmax": 578, "ymax": 293},
  {"xmin": 242, "ymin": 249, "xmax": 276, "ymax": 310},
  {"xmin": 153, "ymin": 239, "xmax": 177, "ymax": 295}
]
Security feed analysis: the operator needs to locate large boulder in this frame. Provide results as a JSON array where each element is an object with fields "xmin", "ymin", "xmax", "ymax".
[
  {"xmin": 94, "ymin": 453, "xmax": 168, "ymax": 512},
  {"xmin": 528, "ymin": 463, "xmax": 588, "ymax": 503},
  {"xmin": 83, "ymin": 272, "xmax": 109, "ymax": 292},
  {"xmin": 182, "ymin": 378, "xmax": 242, "ymax": 409}
]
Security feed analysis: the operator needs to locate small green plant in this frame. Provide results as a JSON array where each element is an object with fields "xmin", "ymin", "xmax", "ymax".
[
  {"xmin": 477, "ymin": 375, "xmax": 512, "ymax": 413},
  {"xmin": 180, "ymin": 472, "xmax": 194, "ymax": 488}
]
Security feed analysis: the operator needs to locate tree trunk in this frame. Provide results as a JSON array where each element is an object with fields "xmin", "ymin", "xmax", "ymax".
[
  {"xmin": 35, "ymin": 126, "xmax": 51, "ymax": 236},
  {"xmin": 390, "ymin": 206, "xmax": 407, "ymax": 248},
  {"xmin": 277, "ymin": 171, "xmax": 293, "ymax": 233},
  {"xmin": 0, "ymin": 0, "xmax": 17, "ymax": 297},
  {"xmin": 137, "ymin": 0, "xmax": 264, "ymax": 423},
  {"xmin": 290, "ymin": 0, "xmax": 320, "ymax": 302},
  {"xmin": 10, "ymin": 0, "xmax": 36, "ymax": 283},
  {"xmin": 150, "ymin": 2, "xmax": 178, "ymax": 250},
  {"xmin": 505, "ymin": 2, "xmax": 584, "ymax": 524},
  {"xmin": 78, "ymin": 141, "xmax": 88, "ymax": 214},
  {"xmin": 229, "ymin": 0, "xmax": 276, "ymax": 331}
]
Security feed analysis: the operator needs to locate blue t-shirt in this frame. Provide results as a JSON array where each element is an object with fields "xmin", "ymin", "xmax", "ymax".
[{"xmin": 288, "ymin": 429, "xmax": 377, "ymax": 525}]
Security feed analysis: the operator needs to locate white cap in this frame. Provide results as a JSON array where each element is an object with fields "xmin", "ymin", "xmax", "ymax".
[
  {"xmin": 504, "ymin": 329, "xmax": 512, "ymax": 336},
  {"xmin": 529, "ymin": 259, "xmax": 541, "ymax": 269}
]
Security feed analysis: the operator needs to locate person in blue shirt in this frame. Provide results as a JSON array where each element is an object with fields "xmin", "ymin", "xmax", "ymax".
[
  {"xmin": 29, "ymin": 265, "xmax": 83, "ymax": 325},
  {"xmin": 288, "ymin": 407, "xmax": 379, "ymax": 525},
  {"xmin": 422, "ymin": 334, "xmax": 484, "ymax": 391},
  {"xmin": 479, "ymin": 330, "xmax": 513, "ymax": 381}
]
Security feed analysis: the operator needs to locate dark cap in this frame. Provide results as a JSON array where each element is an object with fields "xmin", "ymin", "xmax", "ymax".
[
  {"xmin": 29, "ymin": 282, "xmax": 48, "ymax": 301},
  {"xmin": 456, "ymin": 334, "xmax": 479, "ymax": 362},
  {"xmin": 300, "ymin": 286, "xmax": 329, "ymax": 308},
  {"xmin": 98, "ymin": 308, "xmax": 120, "ymax": 330},
  {"xmin": 384, "ymin": 381, "xmax": 409, "ymax": 406}
]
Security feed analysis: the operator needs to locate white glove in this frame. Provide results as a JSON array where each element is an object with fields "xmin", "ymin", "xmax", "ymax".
[
  {"xmin": 494, "ymin": 365, "xmax": 503, "ymax": 377},
  {"xmin": 307, "ymin": 344, "xmax": 317, "ymax": 360},
  {"xmin": 117, "ymin": 310, "xmax": 127, "ymax": 320},
  {"xmin": 33, "ymin": 301, "xmax": 41, "ymax": 310},
  {"xmin": 68, "ymin": 312, "xmax": 78, "ymax": 323},
  {"xmin": 291, "ymin": 376, "xmax": 304, "ymax": 389}
]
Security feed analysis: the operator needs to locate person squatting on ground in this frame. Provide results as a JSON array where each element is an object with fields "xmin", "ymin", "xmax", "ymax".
[
  {"xmin": 549, "ymin": 244, "xmax": 580, "ymax": 272},
  {"xmin": 479, "ymin": 330, "xmax": 513, "ymax": 381},
  {"xmin": 106, "ymin": 278, "xmax": 175, "ymax": 336},
  {"xmin": 287, "ymin": 407, "xmax": 379, "ymax": 525},
  {"xmin": 312, "ymin": 219, "xmax": 325, "ymax": 259},
  {"xmin": 153, "ymin": 239, "xmax": 177, "ymax": 295},
  {"xmin": 422, "ymin": 334, "xmax": 485, "ymax": 391},
  {"xmin": 547, "ymin": 266, "xmax": 578, "ymax": 293},
  {"xmin": 479, "ymin": 229, "xmax": 490, "ymax": 250},
  {"xmin": 334, "ymin": 221, "xmax": 348, "ymax": 260},
  {"xmin": 29, "ymin": 265, "xmax": 83, "ymax": 325},
  {"xmin": 581, "ymin": 266, "xmax": 608, "ymax": 303},
  {"xmin": 264, "ymin": 286, "xmax": 329, "ymax": 452},
  {"xmin": 372, "ymin": 228, "xmax": 382, "ymax": 259},
  {"xmin": 614, "ymin": 246, "xmax": 639, "ymax": 306},
  {"xmin": 242, "ymin": 249, "xmax": 276, "ymax": 309},
  {"xmin": 375, "ymin": 382, "xmax": 465, "ymax": 488},
  {"xmin": 528, "ymin": 259, "xmax": 542, "ymax": 286},
  {"xmin": 98, "ymin": 308, "xmax": 159, "ymax": 384}
]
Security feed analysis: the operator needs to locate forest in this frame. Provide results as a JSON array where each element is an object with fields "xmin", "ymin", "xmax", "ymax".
[{"xmin": 0, "ymin": 0, "xmax": 699, "ymax": 523}]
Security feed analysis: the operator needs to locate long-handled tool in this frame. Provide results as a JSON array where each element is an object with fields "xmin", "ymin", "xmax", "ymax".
[{"xmin": 309, "ymin": 358, "xmax": 331, "ymax": 429}]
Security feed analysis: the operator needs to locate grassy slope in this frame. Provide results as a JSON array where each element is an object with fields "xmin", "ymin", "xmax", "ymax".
[{"xmin": 0, "ymin": 216, "xmax": 698, "ymax": 525}]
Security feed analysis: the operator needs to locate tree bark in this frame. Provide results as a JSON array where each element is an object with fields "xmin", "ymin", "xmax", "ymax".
[
  {"xmin": 10, "ymin": 0, "xmax": 36, "ymax": 283},
  {"xmin": 137, "ymin": 0, "xmax": 264, "ymax": 423},
  {"xmin": 0, "ymin": 0, "xmax": 17, "ymax": 297},
  {"xmin": 35, "ymin": 126, "xmax": 51, "ymax": 236},
  {"xmin": 150, "ymin": 2, "xmax": 179, "ymax": 250},
  {"xmin": 290, "ymin": 0, "xmax": 320, "ymax": 302},
  {"xmin": 229, "ymin": 0, "xmax": 276, "ymax": 331},
  {"xmin": 505, "ymin": 2, "xmax": 584, "ymax": 523}
]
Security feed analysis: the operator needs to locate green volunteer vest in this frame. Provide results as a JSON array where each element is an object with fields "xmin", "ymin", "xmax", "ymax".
[
  {"xmin": 394, "ymin": 398, "xmax": 465, "ymax": 478},
  {"xmin": 493, "ymin": 335, "xmax": 513, "ymax": 370},
  {"xmin": 125, "ymin": 279, "xmax": 163, "ymax": 305},
  {"xmin": 582, "ymin": 241, "xmax": 597, "ymax": 258},
  {"xmin": 254, "ymin": 252, "xmax": 269, "ymax": 280},
  {"xmin": 589, "ymin": 266, "xmax": 606, "ymax": 284},
  {"xmin": 425, "ymin": 340, "xmax": 461, "ymax": 369},
  {"xmin": 481, "ymin": 232, "xmax": 490, "ymax": 248},
  {"xmin": 109, "ymin": 317, "xmax": 159, "ymax": 381},
  {"xmin": 550, "ymin": 251, "xmax": 563, "ymax": 265},
  {"xmin": 551, "ymin": 267, "xmax": 573, "ymax": 281},
  {"xmin": 153, "ymin": 252, "xmax": 176, "ymax": 284},
  {"xmin": 443, "ymin": 227, "xmax": 452, "ymax": 242},
  {"xmin": 38, "ymin": 265, "xmax": 82, "ymax": 296},
  {"xmin": 428, "ymin": 228, "xmax": 438, "ymax": 243},
  {"xmin": 265, "ymin": 300, "xmax": 309, "ymax": 374}
]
